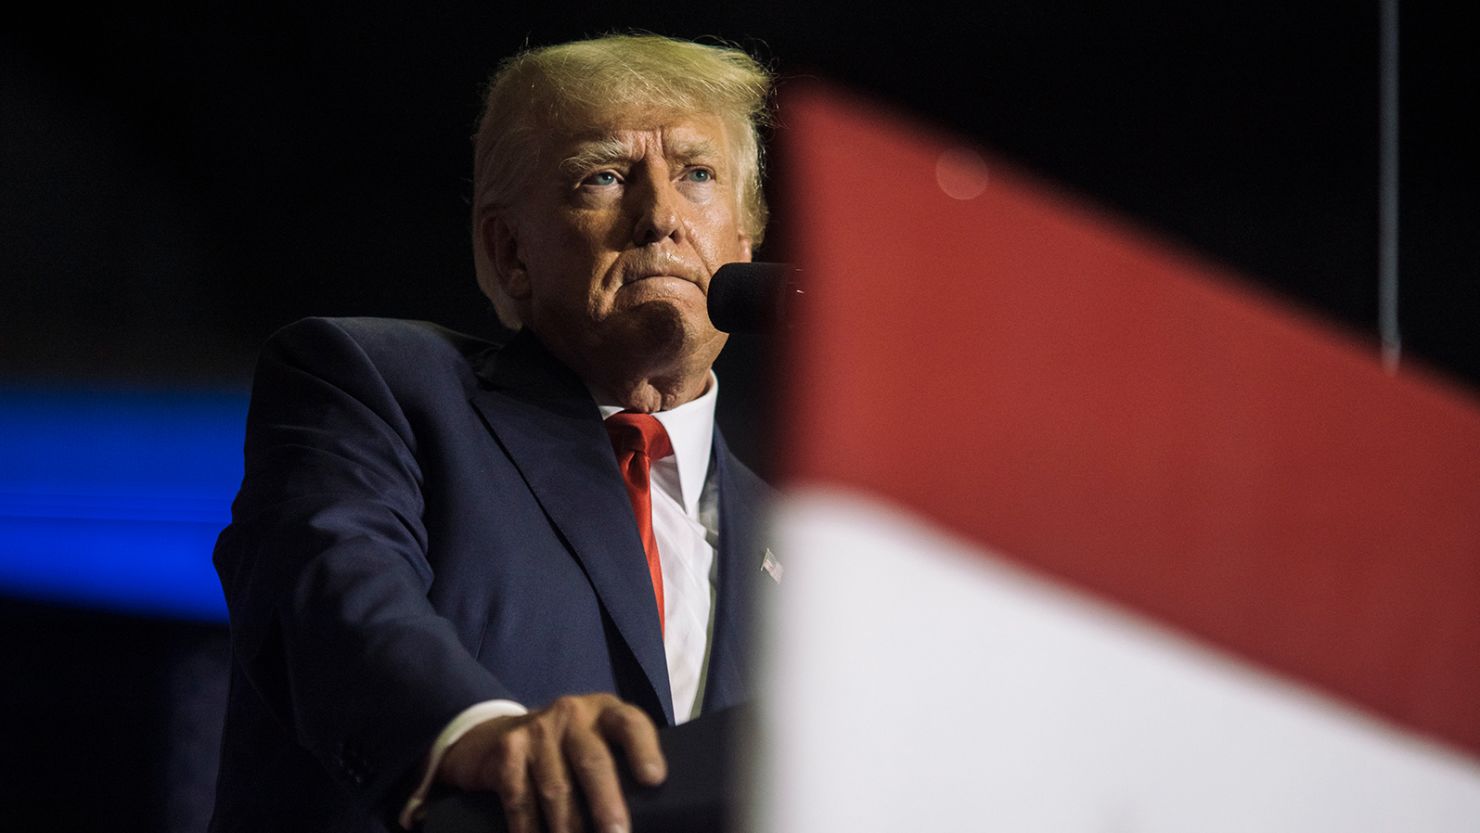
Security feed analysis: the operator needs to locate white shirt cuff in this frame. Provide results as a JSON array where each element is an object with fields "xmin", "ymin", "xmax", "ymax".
[{"xmin": 398, "ymin": 699, "xmax": 528, "ymax": 829}]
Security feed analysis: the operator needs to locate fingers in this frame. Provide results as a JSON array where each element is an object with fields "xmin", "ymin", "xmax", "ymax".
[
  {"xmin": 498, "ymin": 777, "xmax": 540, "ymax": 833},
  {"xmin": 598, "ymin": 702, "xmax": 666, "ymax": 786},
  {"xmin": 437, "ymin": 694, "xmax": 664, "ymax": 833},
  {"xmin": 483, "ymin": 725, "xmax": 539, "ymax": 833},
  {"xmin": 564, "ymin": 728, "xmax": 625, "ymax": 833},
  {"xmin": 532, "ymin": 706, "xmax": 583, "ymax": 833}
]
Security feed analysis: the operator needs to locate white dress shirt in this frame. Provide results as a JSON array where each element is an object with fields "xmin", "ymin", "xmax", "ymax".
[{"xmin": 596, "ymin": 373, "xmax": 721, "ymax": 722}]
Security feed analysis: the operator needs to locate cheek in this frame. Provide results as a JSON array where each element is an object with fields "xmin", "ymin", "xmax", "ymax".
[
  {"xmin": 559, "ymin": 213, "xmax": 632, "ymax": 267},
  {"xmin": 527, "ymin": 216, "xmax": 606, "ymax": 275},
  {"xmin": 693, "ymin": 206, "xmax": 747, "ymax": 257}
]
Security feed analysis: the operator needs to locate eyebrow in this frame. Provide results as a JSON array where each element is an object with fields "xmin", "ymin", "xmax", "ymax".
[{"xmin": 557, "ymin": 136, "xmax": 723, "ymax": 178}]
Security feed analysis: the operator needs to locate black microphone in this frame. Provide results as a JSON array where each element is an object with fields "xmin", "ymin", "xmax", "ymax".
[{"xmin": 706, "ymin": 262, "xmax": 802, "ymax": 334}]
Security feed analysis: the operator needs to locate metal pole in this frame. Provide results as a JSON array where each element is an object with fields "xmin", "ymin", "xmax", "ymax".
[{"xmin": 1379, "ymin": 0, "xmax": 1401, "ymax": 372}]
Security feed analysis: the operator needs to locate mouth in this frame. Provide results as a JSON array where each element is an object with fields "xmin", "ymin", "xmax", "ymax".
[
  {"xmin": 620, "ymin": 255, "xmax": 707, "ymax": 288},
  {"xmin": 617, "ymin": 273, "xmax": 708, "ymax": 310},
  {"xmin": 626, "ymin": 271, "xmax": 700, "ymax": 286},
  {"xmin": 630, "ymin": 273, "xmax": 698, "ymax": 292},
  {"xmin": 623, "ymin": 274, "xmax": 701, "ymax": 292}
]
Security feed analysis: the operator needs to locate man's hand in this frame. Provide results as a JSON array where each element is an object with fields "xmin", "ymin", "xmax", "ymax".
[{"xmin": 437, "ymin": 693, "xmax": 666, "ymax": 833}]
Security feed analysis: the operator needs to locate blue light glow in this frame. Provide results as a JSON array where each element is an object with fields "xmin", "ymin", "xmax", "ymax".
[{"xmin": 0, "ymin": 387, "xmax": 248, "ymax": 620}]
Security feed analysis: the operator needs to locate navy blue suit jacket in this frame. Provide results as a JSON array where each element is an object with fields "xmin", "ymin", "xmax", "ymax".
[{"xmin": 210, "ymin": 317, "xmax": 772, "ymax": 832}]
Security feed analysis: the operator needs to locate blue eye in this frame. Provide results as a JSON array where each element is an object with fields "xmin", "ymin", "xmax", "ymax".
[
  {"xmin": 685, "ymin": 168, "xmax": 713, "ymax": 183},
  {"xmin": 585, "ymin": 171, "xmax": 619, "ymax": 186}
]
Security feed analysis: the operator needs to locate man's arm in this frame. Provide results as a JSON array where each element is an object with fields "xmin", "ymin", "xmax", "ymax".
[
  {"xmin": 214, "ymin": 317, "xmax": 513, "ymax": 814},
  {"xmin": 216, "ymin": 318, "xmax": 665, "ymax": 829}
]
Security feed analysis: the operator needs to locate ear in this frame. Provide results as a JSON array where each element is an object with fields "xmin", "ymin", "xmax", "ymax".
[{"xmin": 484, "ymin": 214, "xmax": 531, "ymax": 300}]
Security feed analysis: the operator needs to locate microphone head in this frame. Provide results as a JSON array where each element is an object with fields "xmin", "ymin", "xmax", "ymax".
[{"xmin": 707, "ymin": 262, "xmax": 798, "ymax": 334}]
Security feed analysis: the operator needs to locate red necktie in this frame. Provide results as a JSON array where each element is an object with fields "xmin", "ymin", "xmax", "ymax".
[{"xmin": 604, "ymin": 412, "xmax": 674, "ymax": 634}]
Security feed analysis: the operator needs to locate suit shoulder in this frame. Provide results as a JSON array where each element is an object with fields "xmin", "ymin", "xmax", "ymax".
[
  {"xmin": 257, "ymin": 317, "xmax": 505, "ymax": 407},
  {"xmin": 268, "ymin": 316, "xmax": 496, "ymax": 361},
  {"xmin": 269, "ymin": 316, "xmax": 502, "ymax": 376}
]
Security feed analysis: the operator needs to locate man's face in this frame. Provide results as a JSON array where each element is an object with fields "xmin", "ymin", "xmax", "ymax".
[{"xmin": 498, "ymin": 110, "xmax": 753, "ymax": 381}]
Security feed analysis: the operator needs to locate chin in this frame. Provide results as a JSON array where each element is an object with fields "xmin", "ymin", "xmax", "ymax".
[{"xmin": 620, "ymin": 301, "xmax": 721, "ymax": 367}]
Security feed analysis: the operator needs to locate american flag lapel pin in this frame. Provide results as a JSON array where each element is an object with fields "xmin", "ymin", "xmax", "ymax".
[{"xmin": 761, "ymin": 548, "xmax": 784, "ymax": 584}]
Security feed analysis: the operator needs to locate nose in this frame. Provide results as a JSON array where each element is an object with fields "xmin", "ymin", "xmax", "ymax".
[{"xmin": 632, "ymin": 169, "xmax": 683, "ymax": 246}]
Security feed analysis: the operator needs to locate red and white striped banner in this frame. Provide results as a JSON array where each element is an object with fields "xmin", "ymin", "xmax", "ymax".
[{"xmin": 754, "ymin": 84, "xmax": 1480, "ymax": 832}]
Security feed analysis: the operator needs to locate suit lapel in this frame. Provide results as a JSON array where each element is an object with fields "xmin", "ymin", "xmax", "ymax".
[
  {"xmin": 702, "ymin": 431, "xmax": 774, "ymax": 713},
  {"xmin": 467, "ymin": 334, "xmax": 675, "ymax": 724}
]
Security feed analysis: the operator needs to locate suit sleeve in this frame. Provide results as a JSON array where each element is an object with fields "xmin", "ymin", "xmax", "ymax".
[{"xmin": 213, "ymin": 317, "xmax": 508, "ymax": 815}]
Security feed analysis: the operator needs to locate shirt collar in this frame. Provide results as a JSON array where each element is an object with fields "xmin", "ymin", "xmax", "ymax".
[{"xmin": 594, "ymin": 373, "xmax": 717, "ymax": 517}]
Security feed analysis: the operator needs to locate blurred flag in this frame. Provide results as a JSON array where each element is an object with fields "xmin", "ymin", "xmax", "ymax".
[{"xmin": 755, "ymin": 85, "xmax": 1480, "ymax": 832}]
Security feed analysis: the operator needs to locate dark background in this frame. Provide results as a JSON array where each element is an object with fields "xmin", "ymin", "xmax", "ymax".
[{"xmin": 2, "ymin": 3, "xmax": 1474, "ymax": 830}]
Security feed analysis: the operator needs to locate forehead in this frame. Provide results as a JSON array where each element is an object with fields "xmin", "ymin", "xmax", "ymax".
[{"xmin": 546, "ymin": 109, "xmax": 736, "ymax": 160}]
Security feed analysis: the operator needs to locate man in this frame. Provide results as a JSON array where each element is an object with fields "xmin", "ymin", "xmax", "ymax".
[{"xmin": 210, "ymin": 35, "xmax": 774, "ymax": 833}]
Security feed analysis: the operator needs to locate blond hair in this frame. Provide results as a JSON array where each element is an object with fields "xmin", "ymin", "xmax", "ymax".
[{"xmin": 470, "ymin": 34, "xmax": 774, "ymax": 328}]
